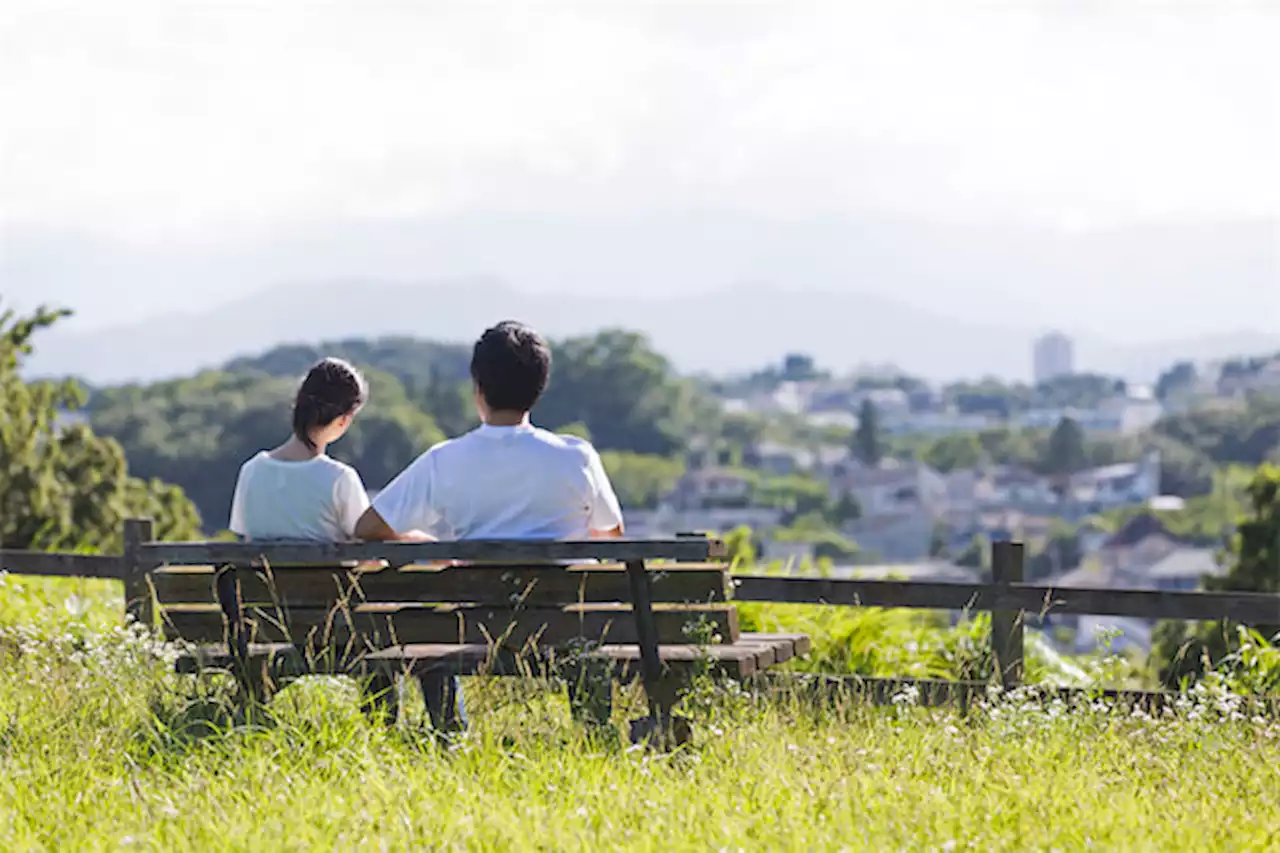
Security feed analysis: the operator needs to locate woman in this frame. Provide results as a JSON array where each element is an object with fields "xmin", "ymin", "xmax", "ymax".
[
  {"xmin": 226, "ymin": 358, "xmax": 462, "ymax": 732},
  {"xmin": 229, "ymin": 357, "xmax": 370, "ymax": 541}
]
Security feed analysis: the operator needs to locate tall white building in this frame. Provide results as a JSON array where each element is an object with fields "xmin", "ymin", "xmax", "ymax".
[{"xmin": 1033, "ymin": 332, "xmax": 1074, "ymax": 383}]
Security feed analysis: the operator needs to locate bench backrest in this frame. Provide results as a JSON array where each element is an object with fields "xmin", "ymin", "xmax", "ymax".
[{"xmin": 152, "ymin": 561, "xmax": 736, "ymax": 650}]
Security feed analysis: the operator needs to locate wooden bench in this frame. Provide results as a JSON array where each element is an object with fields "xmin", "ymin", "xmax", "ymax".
[{"xmin": 129, "ymin": 523, "xmax": 808, "ymax": 745}]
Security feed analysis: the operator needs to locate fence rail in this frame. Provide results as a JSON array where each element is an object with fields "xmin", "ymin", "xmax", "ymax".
[
  {"xmin": 732, "ymin": 576, "xmax": 1280, "ymax": 623},
  {"xmin": 0, "ymin": 522, "xmax": 1267, "ymax": 701},
  {"xmin": 0, "ymin": 550, "xmax": 122, "ymax": 579}
]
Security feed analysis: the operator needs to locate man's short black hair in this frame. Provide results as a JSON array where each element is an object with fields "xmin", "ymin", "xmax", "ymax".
[{"xmin": 470, "ymin": 320, "xmax": 552, "ymax": 412}]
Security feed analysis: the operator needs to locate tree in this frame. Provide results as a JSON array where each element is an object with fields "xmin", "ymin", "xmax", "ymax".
[
  {"xmin": 1043, "ymin": 416, "xmax": 1087, "ymax": 485},
  {"xmin": 1155, "ymin": 360, "xmax": 1197, "ymax": 401},
  {"xmin": 929, "ymin": 522, "xmax": 953, "ymax": 558},
  {"xmin": 1152, "ymin": 464, "xmax": 1280, "ymax": 687},
  {"xmin": 854, "ymin": 399, "xmax": 884, "ymax": 467},
  {"xmin": 830, "ymin": 491, "xmax": 863, "ymax": 525},
  {"xmin": 1, "ymin": 302, "xmax": 201, "ymax": 551},
  {"xmin": 920, "ymin": 433, "xmax": 983, "ymax": 473},
  {"xmin": 598, "ymin": 451, "xmax": 684, "ymax": 510},
  {"xmin": 534, "ymin": 330, "xmax": 711, "ymax": 455}
]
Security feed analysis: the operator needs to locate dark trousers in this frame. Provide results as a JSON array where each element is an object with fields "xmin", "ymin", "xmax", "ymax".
[
  {"xmin": 419, "ymin": 664, "xmax": 613, "ymax": 732},
  {"xmin": 419, "ymin": 672, "xmax": 467, "ymax": 733}
]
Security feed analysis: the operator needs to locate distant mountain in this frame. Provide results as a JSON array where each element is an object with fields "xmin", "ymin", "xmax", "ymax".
[{"xmin": 25, "ymin": 278, "xmax": 1280, "ymax": 384}]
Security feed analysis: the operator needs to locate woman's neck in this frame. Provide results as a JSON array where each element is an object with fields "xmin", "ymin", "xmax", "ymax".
[{"xmin": 269, "ymin": 434, "xmax": 324, "ymax": 461}]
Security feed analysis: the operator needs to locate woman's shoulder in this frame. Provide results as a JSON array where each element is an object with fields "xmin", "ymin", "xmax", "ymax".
[
  {"xmin": 235, "ymin": 450, "xmax": 271, "ymax": 474},
  {"xmin": 314, "ymin": 455, "xmax": 364, "ymax": 481}
]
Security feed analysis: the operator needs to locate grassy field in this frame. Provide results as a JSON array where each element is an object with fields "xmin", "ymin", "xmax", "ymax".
[{"xmin": 2, "ymin": 575, "xmax": 1277, "ymax": 851}]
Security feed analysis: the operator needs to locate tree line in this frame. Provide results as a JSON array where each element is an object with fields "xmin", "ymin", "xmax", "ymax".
[{"xmin": 7, "ymin": 300, "xmax": 1279, "ymax": 542}]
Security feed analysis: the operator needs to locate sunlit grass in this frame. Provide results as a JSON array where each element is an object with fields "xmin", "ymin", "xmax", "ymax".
[{"xmin": 1, "ymin": 576, "xmax": 1276, "ymax": 850}]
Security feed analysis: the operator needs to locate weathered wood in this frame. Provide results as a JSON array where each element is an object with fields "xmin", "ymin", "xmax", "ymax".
[
  {"xmin": 142, "ymin": 537, "xmax": 725, "ymax": 568},
  {"xmin": 0, "ymin": 551, "xmax": 123, "ymax": 579},
  {"xmin": 152, "ymin": 564, "xmax": 728, "ymax": 607},
  {"xmin": 736, "ymin": 632, "xmax": 810, "ymax": 664},
  {"xmin": 175, "ymin": 633, "xmax": 797, "ymax": 680},
  {"xmin": 161, "ymin": 602, "xmax": 740, "ymax": 647},
  {"xmin": 122, "ymin": 519, "xmax": 155, "ymax": 627},
  {"xmin": 991, "ymin": 541, "xmax": 1024, "ymax": 689},
  {"xmin": 625, "ymin": 559, "xmax": 666, "ymax": 722},
  {"xmin": 730, "ymin": 576, "xmax": 1280, "ymax": 624}
]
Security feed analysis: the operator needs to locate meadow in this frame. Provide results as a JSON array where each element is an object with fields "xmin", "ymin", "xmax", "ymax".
[{"xmin": 1, "ymin": 573, "xmax": 1276, "ymax": 851}]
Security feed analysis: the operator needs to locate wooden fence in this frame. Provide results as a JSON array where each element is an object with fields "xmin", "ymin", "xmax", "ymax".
[{"xmin": 1, "ymin": 527, "xmax": 1268, "ymax": 703}]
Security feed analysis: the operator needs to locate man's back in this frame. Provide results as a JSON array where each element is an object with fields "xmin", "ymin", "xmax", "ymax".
[{"xmin": 370, "ymin": 423, "xmax": 623, "ymax": 540}]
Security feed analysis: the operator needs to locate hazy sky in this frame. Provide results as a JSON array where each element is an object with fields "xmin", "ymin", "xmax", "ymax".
[{"xmin": 1, "ymin": 1, "xmax": 1278, "ymax": 335}]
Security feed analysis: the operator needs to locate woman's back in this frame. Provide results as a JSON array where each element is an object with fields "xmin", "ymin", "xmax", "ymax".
[
  {"xmin": 228, "ymin": 356, "xmax": 371, "ymax": 542},
  {"xmin": 229, "ymin": 451, "xmax": 369, "ymax": 541}
]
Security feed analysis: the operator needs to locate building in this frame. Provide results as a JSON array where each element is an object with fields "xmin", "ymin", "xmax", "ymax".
[{"xmin": 1032, "ymin": 332, "xmax": 1074, "ymax": 383}]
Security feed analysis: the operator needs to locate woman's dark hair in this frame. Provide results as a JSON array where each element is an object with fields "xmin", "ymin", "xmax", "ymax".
[
  {"xmin": 470, "ymin": 320, "xmax": 552, "ymax": 412},
  {"xmin": 292, "ymin": 357, "xmax": 368, "ymax": 449}
]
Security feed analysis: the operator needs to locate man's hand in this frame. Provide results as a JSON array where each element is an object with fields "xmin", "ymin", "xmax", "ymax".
[{"xmin": 589, "ymin": 524, "xmax": 624, "ymax": 539}]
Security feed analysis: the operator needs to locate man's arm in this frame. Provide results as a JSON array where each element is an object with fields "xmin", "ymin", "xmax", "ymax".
[
  {"xmin": 353, "ymin": 507, "xmax": 436, "ymax": 542},
  {"xmin": 354, "ymin": 506, "xmax": 399, "ymax": 541},
  {"xmin": 589, "ymin": 523, "xmax": 624, "ymax": 539},
  {"xmin": 584, "ymin": 446, "xmax": 625, "ymax": 538}
]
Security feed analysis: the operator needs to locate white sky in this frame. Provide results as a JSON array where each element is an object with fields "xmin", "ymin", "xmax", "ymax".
[{"xmin": 2, "ymin": 0, "xmax": 1277, "ymax": 239}]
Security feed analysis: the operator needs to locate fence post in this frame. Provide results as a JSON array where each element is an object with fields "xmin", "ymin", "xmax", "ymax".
[
  {"xmin": 122, "ymin": 518, "xmax": 155, "ymax": 628},
  {"xmin": 990, "ymin": 540, "xmax": 1024, "ymax": 691}
]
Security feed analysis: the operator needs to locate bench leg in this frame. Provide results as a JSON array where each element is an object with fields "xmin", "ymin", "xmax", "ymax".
[
  {"xmin": 565, "ymin": 658, "xmax": 613, "ymax": 730},
  {"xmin": 628, "ymin": 676, "xmax": 693, "ymax": 748},
  {"xmin": 419, "ymin": 671, "xmax": 467, "ymax": 734}
]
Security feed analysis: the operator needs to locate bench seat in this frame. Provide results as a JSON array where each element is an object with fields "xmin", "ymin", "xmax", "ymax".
[{"xmin": 174, "ymin": 632, "xmax": 810, "ymax": 679}]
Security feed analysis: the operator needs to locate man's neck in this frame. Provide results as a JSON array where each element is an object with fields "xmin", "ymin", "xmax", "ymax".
[{"xmin": 483, "ymin": 411, "xmax": 530, "ymax": 428}]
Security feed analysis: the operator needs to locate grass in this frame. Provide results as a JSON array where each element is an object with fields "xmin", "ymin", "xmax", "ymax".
[{"xmin": 2, "ymin": 576, "xmax": 1278, "ymax": 850}]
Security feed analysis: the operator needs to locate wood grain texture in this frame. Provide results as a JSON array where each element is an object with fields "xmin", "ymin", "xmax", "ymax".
[
  {"xmin": 142, "ymin": 537, "xmax": 725, "ymax": 568},
  {"xmin": 152, "ymin": 564, "xmax": 728, "ymax": 607},
  {"xmin": 161, "ymin": 602, "xmax": 740, "ymax": 647},
  {"xmin": 0, "ymin": 551, "xmax": 122, "ymax": 579}
]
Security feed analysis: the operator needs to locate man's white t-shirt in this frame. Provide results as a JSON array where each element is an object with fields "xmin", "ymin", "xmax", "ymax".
[
  {"xmin": 229, "ymin": 452, "xmax": 370, "ymax": 541},
  {"xmin": 372, "ymin": 424, "xmax": 624, "ymax": 540}
]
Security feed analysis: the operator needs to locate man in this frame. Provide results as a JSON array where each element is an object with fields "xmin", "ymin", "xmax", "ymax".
[{"xmin": 354, "ymin": 320, "xmax": 625, "ymax": 731}]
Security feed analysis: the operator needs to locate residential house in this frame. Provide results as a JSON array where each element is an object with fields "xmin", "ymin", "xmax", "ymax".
[
  {"xmin": 626, "ymin": 506, "xmax": 785, "ymax": 538},
  {"xmin": 743, "ymin": 442, "xmax": 814, "ymax": 477},
  {"xmin": 891, "ymin": 411, "xmax": 994, "ymax": 436},
  {"xmin": 1096, "ymin": 514, "xmax": 1190, "ymax": 580},
  {"xmin": 1141, "ymin": 548, "xmax": 1226, "ymax": 591},
  {"xmin": 827, "ymin": 461, "xmax": 949, "ymax": 561},
  {"xmin": 1076, "ymin": 518, "xmax": 1112, "ymax": 556},
  {"xmin": 1068, "ymin": 449, "xmax": 1161, "ymax": 510},
  {"xmin": 828, "ymin": 460, "xmax": 948, "ymax": 517},
  {"xmin": 665, "ymin": 467, "xmax": 753, "ymax": 511},
  {"xmin": 843, "ymin": 510, "xmax": 939, "ymax": 562},
  {"xmin": 977, "ymin": 465, "xmax": 1055, "ymax": 506}
]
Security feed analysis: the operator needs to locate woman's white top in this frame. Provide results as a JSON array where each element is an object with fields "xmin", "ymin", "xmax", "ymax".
[{"xmin": 228, "ymin": 451, "xmax": 370, "ymax": 541}]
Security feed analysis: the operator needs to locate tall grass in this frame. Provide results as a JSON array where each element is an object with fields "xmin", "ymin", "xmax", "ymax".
[{"xmin": 2, "ymin": 576, "xmax": 1278, "ymax": 849}]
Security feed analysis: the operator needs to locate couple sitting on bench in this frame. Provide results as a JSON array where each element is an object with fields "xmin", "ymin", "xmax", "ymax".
[{"xmin": 227, "ymin": 320, "xmax": 625, "ymax": 732}]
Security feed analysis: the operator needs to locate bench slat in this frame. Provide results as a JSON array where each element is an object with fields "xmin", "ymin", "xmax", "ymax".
[
  {"xmin": 143, "ymin": 538, "xmax": 725, "ymax": 567},
  {"xmin": 152, "ymin": 564, "xmax": 727, "ymax": 607},
  {"xmin": 161, "ymin": 602, "xmax": 740, "ymax": 647},
  {"xmin": 174, "ymin": 634, "xmax": 791, "ymax": 680}
]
